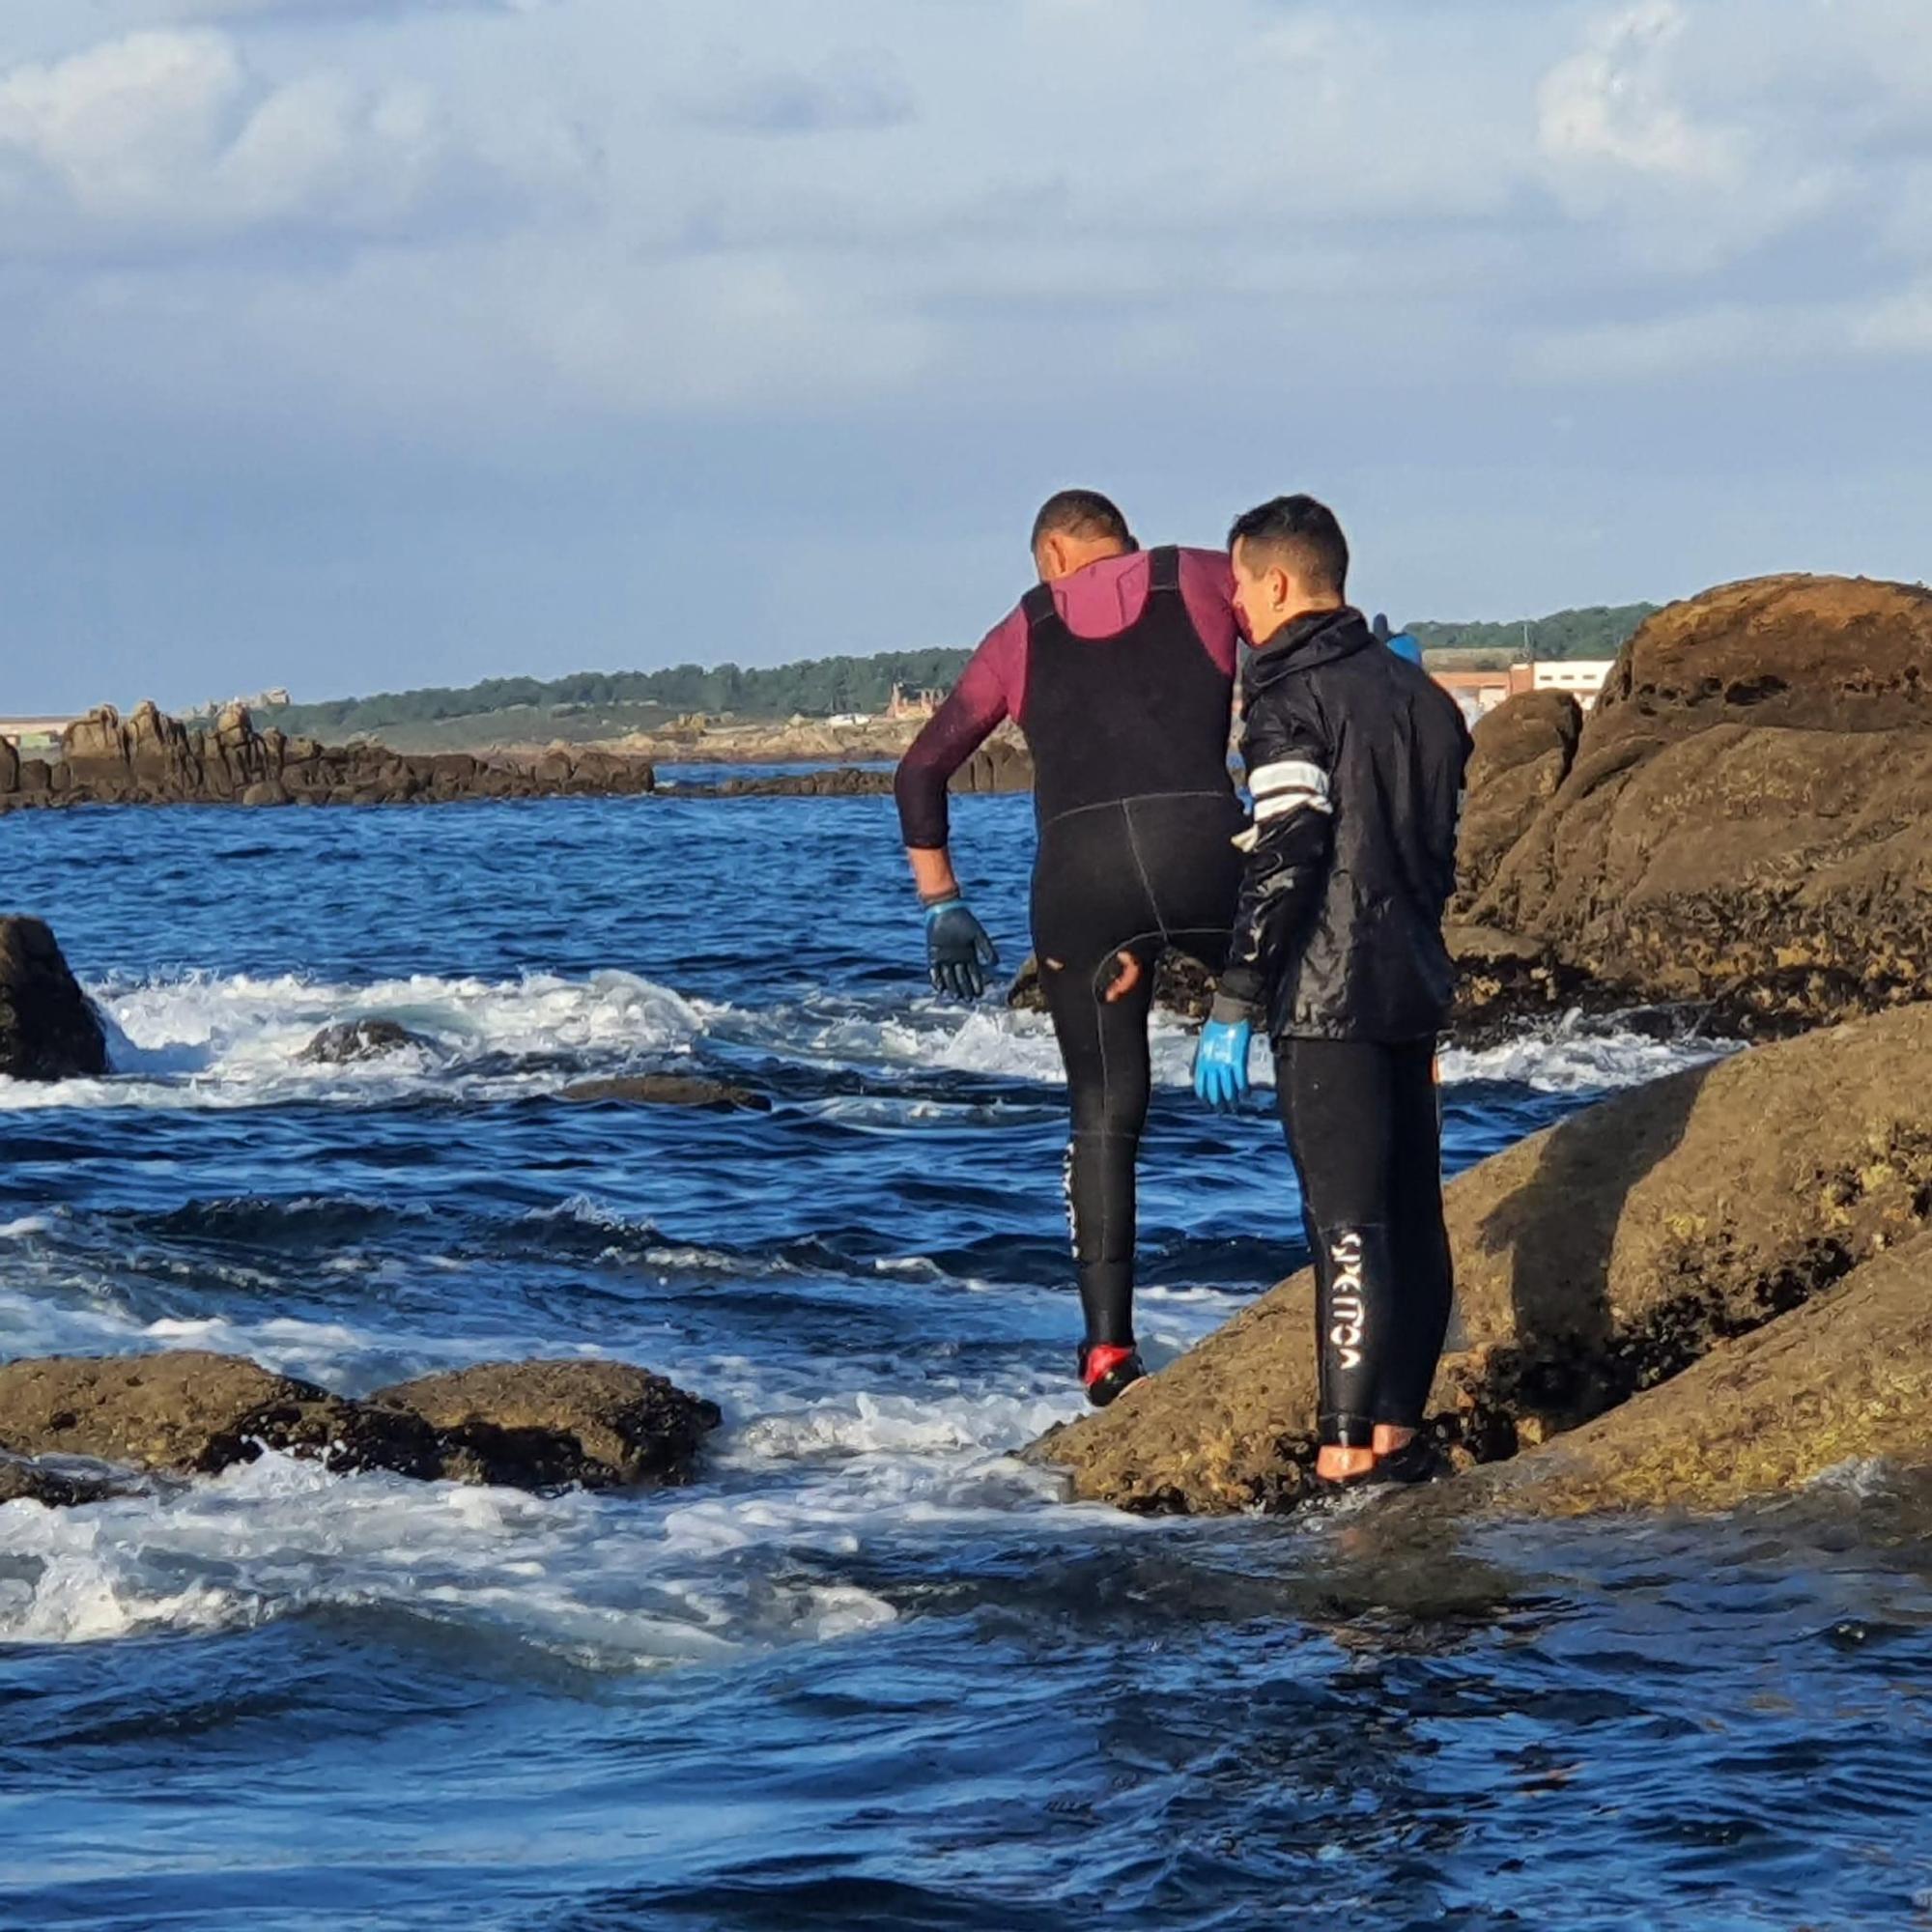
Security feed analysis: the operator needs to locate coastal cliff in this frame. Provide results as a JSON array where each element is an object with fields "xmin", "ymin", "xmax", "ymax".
[
  {"xmin": 0, "ymin": 700, "xmax": 657, "ymax": 810},
  {"xmin": 1453, "ymin": 574, "xmax": 1932, "ymax": 1037}
]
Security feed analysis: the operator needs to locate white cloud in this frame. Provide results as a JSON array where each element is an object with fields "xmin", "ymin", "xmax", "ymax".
[
  {"xmin": 1538, "ymin": 1, "xmax": 1739, "ymax": 183},
  {"xmin": 0, "ymin": 27, "xmax": 586, "ymax": 252}
]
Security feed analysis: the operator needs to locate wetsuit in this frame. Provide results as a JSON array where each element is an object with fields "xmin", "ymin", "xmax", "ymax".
[
  {"xmin": 1213, "ymin": 606, "xmax": 1472, "ymax": 1447},
  {"xmin": 895, "ymin": 547, "xmax": 1243, "ymax": 1350}
]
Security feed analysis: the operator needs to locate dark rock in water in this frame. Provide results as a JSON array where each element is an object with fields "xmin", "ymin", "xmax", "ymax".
[
  {"xmin": 0, "ymin": 702, "xmax": 656, "ymax": 813},
  {"xmin": 0, "ymin": 1450, "xmax": 130, "ymax": 1509},
  {"xmin": 0, "ymin": 1350, "xmax": 723, "ymax": 1499},
  {"xmin": 0, "ymin": 917, "xmax": 109, "ymax": 1082},
  {"xmin": 558, "ymin": 1074, "xmax": 770, "ymax": 1111},
  {"xmin": 0, "ymin": 1351, "xmax": 447, "ymax": 1480},
  {"xmin": 372, "ymin": 1360, "xmax": 722, "ymax": 1490},
  {"xmin": 1458, "ymin": 574, "xmax": 1932, "ymax": 1037},
  {"xmin": 300, "ymin": 1019, "xmax": 431, "ymax": 1065},
  {"xmin": 683, "ymin": 734, "xmax": 1033, "ymax": 803},
  {"xmin": 695, "ymin": 766, "xmax": 894, "ymax": 800},
  {"xmin": 1036, "ymin": 1001, "xmax": 1932, "ymax": 1515},
  {"xmin": 952, "ymin": 736, "xmax": 1033, "ymax": 796}
]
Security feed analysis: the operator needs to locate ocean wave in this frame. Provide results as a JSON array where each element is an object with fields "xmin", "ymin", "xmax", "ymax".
[
  {"xmin": 0, "ymin": 1372, "xmax": 1094, "ymax": 1661},
  {"xmin": 1440, "ymin": 1018, "xmax": 1738, "ymax": 1094},
  {"xmin": 0, "ymin": 959, "xmax": 1729, "ymax": 1120},
  {"xmin": 0, "ymin": 967, "xmax": 707, "ymax": 1113}
]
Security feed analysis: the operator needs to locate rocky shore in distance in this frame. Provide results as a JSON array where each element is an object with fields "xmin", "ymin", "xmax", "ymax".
[
  {"xmin": 666, "ymin": 735, "xmax": 1034, "ymax": 801},
  {"xmin": 0, "ymin": 700, "xmax": 1037, "ymax": 810},
  {"xmin": 0, "ymin": 700, "xmax": 657, "ymax": 810}
]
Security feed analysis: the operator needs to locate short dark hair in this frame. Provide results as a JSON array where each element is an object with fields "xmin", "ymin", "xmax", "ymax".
[
  {"xmin": 1228, "ymin": 495, "xmax": 1349, "ymax": 596},
  {"xmin": 1031, "ymin": 489, "xmax": 1135, "ymax": 553}
]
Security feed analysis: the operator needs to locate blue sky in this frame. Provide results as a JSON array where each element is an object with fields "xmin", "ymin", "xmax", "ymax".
[{"xmin": 2, "ymin": 0, "xmax": 1929, "ymax": 711}]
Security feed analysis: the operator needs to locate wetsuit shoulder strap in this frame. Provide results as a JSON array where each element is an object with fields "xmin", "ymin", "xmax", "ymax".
[
  {"xmin": 1147, "ymin": 546, "xmax": 1182, "ymax": 595},
  {"xmin": 1020, "ymin": 581, "xmax": 1062, "ymax": 633}
]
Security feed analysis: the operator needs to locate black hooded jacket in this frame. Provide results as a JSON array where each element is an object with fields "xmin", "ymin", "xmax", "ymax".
[{"xmin": 1215, "ymin": 606, "xmax": 1472, "ymax": 1043}]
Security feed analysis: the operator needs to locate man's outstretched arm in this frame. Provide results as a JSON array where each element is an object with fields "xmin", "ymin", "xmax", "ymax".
[{"xmin": 893, "ymin": 612, "xmax": 1022, "ymax": 996}]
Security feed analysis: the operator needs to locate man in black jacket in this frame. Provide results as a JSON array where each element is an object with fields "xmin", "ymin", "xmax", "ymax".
[{"xmin": 1192, "ymin": 495, "xmax": 1472, "ymax": 1487}]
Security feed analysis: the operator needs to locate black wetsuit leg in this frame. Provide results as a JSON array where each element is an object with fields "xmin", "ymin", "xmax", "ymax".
[
  {"xmin": 1033, "ymin": 791, "xmax": 1246, "ymax": 1349},
  {"xmin": 1274, "ymin": 1037, "xmax": 1452, "ymax": 1443}
]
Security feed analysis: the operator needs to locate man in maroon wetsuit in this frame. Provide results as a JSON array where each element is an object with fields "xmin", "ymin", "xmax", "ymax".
[{"xmin": 894, "ymin": 490, "xmax": 1245, "ymax": 1406}]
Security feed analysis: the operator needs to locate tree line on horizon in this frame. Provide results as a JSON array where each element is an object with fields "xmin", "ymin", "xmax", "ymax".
[{"xmin": 268, "ymin": 603, "xmax": 1658, "ymax": 738}]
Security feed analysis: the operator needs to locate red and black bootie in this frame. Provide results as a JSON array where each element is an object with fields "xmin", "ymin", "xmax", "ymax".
[{"xmin": 1078, "ymin": 1342, "xmax": 1147, "ymax": 1409}]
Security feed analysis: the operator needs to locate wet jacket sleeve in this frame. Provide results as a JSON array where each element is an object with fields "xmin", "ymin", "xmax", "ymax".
[
  {"xmin": 893, "ymin": 611, "xmax": 1022, "ymax": 851},
  {"xmin": 1213, "ymin": 677, "xmax": 1335, "ymax": 1019}
]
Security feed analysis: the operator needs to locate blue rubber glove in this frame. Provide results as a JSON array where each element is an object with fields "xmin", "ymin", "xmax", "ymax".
[
  {"xmin": 1192, "ymin": 1016, "xmax": 1253, "ymax": 1112},
  {"xmin": 925, "ymin": 899, "xmax": 1000, "ymax": 1000}
]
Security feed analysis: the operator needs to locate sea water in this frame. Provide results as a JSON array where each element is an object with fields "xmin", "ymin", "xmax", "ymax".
[{"xmin": 0, "ymin": 795, "xmax": 1926, "ymax": 1931}]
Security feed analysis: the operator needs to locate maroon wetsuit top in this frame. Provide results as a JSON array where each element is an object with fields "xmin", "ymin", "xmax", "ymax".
[{"xmin": 894, "ymin": 546, "xmax": 1239, "ymax": 850}]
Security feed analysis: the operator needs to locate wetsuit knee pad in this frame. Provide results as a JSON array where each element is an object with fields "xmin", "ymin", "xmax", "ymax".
[{"xmin": 1314, "ymin": 1222, "xmax": 1396, "ymax": 1449}]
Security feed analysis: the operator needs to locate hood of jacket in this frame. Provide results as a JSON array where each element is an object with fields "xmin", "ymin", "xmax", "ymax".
[{"xmin": 1243, "ymin": 607, "xmax": 1375, "ymax": 698}]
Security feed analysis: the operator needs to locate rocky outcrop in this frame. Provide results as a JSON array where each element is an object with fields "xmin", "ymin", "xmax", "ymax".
[
  {"xmin": 0, "ymin": 917, "xmax": 108, "ymax": 1081},
  {"xmin": 1037, "ymin": 1001, "xmax": 1932, "ymax": 1515},
  {"xmin": 953, "ymin": 736, "xmax": 1034, "ymax": 796},
  {"xmin": 0, "ymin": 1352, "xmax": 447, "ymax": 1479},
  {"xmin": 299, "ymin": 1020, "xmax": 433, "ymax": 1065},
  {"xmin": 1453, "ymin": 690, "xmax": 1582, "ymax": 908},
  {"xmin": 370, "ymin": 1360, "xmax": 723, "ymax": 1490},
  {"xmin": 558, "ymin": 1074, "xmax": 770, "ymax": 1111},
  {"xmin": 0, "ymin": 702, "xmax": 656, "ymax": 811},
  {"xmin": 0, "ymin": 1350, "xmax": 720, "ymax": 1499},
  {"xmin": 1451, "ymin": 1230, "xmax": 1932, "ymax": 1518},
  {"xmin": 1461, "ymin": 576, "xmax": 1932, "ymax": 1035}
]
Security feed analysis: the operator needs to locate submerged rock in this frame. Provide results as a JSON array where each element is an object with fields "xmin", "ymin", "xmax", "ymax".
[
  {"xmin": 0, "ymin": 1350, "xmax": 721, "ymax": 1498},
  {"xmin": 558, "ymin": 1074, "xmax": 770, "ymax": 1111},
  {"xmin": 0, "ymin": 917, "xmax": 109, "ymax": 1082},
  {"xmin": 299, "ymin": 1019, "xmax": 432, "ymax": 1065},
  {"xmin": 372, "ymin": 1360, "xmax": 723, "ymax": 1490},
  {"xmin": 1037, "ymin": 1001, "xmax": 1932, "ymax": 1515},
  {"xmin": 0, "ymin": 1451, "xmax": 130, "ymax": 1510}
]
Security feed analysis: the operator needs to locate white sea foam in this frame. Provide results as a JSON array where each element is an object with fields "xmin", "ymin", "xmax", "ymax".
[
  {"xmin": 864, "ymin": 1001, "xmax": 1732, "ymax": 1098},
  {"xmin": 0, "ymin": 958, "xmax": 1730, "ymax": 1118},
  {"xmin": 0, "ymin": 1369, "xmax": 1101, "ymax": 1663},
  {"xmin": 1439, "ymin": 1019, "xmax": 1738, "ymax": 1094},
  {"xmin": 0, "ymin": 967, "xmax": 704, "ymax": 1113}
]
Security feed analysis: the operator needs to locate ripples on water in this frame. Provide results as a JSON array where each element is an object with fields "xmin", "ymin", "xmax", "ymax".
[{"xmin": 0, "ymin": 798, "xmax": 1926, "ymax": 1930}]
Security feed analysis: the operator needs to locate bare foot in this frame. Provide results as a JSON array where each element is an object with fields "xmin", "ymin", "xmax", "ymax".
[
  {"xmin": 1316, "ymin": 1443, "xmax": 1378, "ymax": 1483},
  {"xmin": 1372, "ymin": 1425, "xmax": 1415, "ymax": 1458}
]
